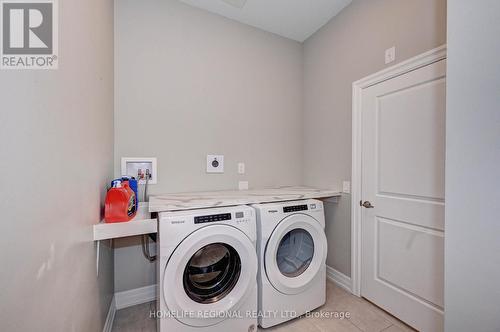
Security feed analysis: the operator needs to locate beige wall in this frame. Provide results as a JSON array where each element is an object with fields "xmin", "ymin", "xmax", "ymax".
[
  {"xmin": 302, "ymin": 0, "xmax": 447, "ymax": 275},
  {"xmin": 115, "ymin": 0, "xmax": 303, "ymax": 195},
  {"xmin": 0, "ymin": 0, "xmax": 115, "ymax": 330},
  {"xmin": 114, "ymin": 0, "xmax": 303, "ymax": 292},
  {"xmin": 114, "ymin": 237, "xmax": 157, "ymax": 292},
  {"xmin": 114, "ymin": 0, "xmax": 447, "ymax": 292},
  {"xmin": 445, "ymin": 1, "xmax": 500, "ymax": 331}
]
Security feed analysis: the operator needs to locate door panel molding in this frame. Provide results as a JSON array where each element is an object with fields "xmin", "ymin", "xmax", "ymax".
[
  {"xmin": 351, "ymin": 45, "xmax": 447, "ymax": 298},
  {"xmin": 375, "ymin": 217, "xmax": 445, "ymax": 309}
]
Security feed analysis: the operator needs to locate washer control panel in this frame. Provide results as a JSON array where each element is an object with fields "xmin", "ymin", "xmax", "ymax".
[
  {"xmin": 194, "ymin": 213, "xmax": 231, "ymax": 224},
  {"xmin": 193, "ymin": 211, "xmax": 251, "ymax": 224},
  {"xmin": 160, "ymin": 206, "xmax": 256, "ymax": 242},
  {"xmin": 283, "ymin": 204, "xmax": 308, "ymax": 213}
]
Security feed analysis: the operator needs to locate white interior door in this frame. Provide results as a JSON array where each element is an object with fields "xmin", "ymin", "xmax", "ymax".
[{"xmin": 360, "ymin": 59, "xmax": 446, "ymax": 332}]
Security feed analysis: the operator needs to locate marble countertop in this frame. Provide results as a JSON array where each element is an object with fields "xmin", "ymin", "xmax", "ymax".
[{"xmin": 148, "ymin": 186, "xmax": 341, "ymax": 213}]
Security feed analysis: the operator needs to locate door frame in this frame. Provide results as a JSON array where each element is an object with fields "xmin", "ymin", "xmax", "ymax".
[{"xmin": 350, "ymin": 45, "xmax": 447, "ymax": 296}]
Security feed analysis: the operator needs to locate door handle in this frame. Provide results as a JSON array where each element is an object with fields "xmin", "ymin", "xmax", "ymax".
[{"xmin": 361, "ymin": 200, "xmax": 375, "ymax": 209}]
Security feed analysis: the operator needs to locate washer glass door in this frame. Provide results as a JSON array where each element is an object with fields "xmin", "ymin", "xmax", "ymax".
[
  {"xmin": 163, "ymin": 225, "xmax": 257, "ymax": 327},
  {"xmin": 184, "ymin": 243, "xmax": 241, "ymax": 304}
]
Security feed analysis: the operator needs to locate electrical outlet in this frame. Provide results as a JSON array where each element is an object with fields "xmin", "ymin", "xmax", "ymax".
[
  {"xmin": 238, "ymin": 181, "xmax": 249, "ymax": 190},
  {"xmin": 343, "ymin": 181, "xmax": 351, "ymax": 194},
  {"xmin": 385, "ymin": 46, "xmax": 396, "ymax": 64},
  {"xmin": 207, "ymin": 155, "xmax": 224, "ymax": 173},
  {"xmin": 238, "ymin": 162, "xmax": 245, "ymax": 175}
]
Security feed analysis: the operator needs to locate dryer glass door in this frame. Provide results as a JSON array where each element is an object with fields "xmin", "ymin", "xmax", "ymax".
[
  {"xmin": 276, "ymin": 229, "xmax": 314, "ymax": 278},
  {"xmin": 265, "ymin": 214, "xmax": 327, "ymax": 295}
]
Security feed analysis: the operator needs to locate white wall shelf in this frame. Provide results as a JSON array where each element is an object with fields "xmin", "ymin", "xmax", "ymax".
[{"xmin": 93, "ymin": 203, "xmax": 157, "ymax": 241}]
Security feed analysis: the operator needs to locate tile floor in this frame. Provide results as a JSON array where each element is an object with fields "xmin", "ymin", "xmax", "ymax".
[{"xmin": 112, "ymin": 280, "xmax": 416, "ymax": 332}]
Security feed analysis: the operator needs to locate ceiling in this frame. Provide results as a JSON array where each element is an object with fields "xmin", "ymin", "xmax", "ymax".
[{"xmin": 179, "ymin": 0, "xmax": 353, "ymax": 42}]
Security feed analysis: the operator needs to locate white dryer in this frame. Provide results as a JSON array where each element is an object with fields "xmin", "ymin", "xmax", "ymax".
[
  {"xmin": 158, "ymin": 206, "xmax": 258, "ymax": 332},
  {"xmin": 252, "ymin": 199, "xmax": 327, "ymax": 328}
]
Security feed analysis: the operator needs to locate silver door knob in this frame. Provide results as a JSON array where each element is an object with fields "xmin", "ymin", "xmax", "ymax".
[{"xmin": 361, "ymin": 201, "xmax": 375, "ymax": 208}]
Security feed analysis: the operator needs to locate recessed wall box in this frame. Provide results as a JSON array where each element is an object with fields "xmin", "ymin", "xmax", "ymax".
[{"xmin": 121, "ymin": 157, "xmax": 157, "ymax": 184}]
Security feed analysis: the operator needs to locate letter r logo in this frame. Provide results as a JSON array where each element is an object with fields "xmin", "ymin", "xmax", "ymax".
[{"xmin": 2, "ymin": 2, "xmax": 53, "ymax": 54}]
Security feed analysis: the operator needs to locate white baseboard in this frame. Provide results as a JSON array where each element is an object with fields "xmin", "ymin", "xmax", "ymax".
[
  {"xmin": 102, "ymin": 296, "xmax": 116, "ymax": 332},
  {"xmin": 326, "ymin": 265, "xmax": 353, "ymax": 293},
  {"xmin": 114, "ymin": 284, "xmax": 157, "ymax": 310}
]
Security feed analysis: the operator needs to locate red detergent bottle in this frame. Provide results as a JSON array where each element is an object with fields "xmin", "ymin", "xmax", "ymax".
[{"xmin": 104, "ymin": 179, "xmax": 137, "ymax": 223}]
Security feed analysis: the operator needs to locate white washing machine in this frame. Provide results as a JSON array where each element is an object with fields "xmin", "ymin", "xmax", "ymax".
[
  {"xmin": 252, "ymin": 199, "xmax": 327, "ymax": 328},
  {"xmin": 158, "ymin": 205, "xmax": 258, "ymax": 332}
]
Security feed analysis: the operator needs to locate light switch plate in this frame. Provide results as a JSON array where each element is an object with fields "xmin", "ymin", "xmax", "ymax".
[
  {"xmin": 207, "ymin": 155, "xmax": 224, "ymax": 173},
  {"xmin": 343, "ymin": 181, "xmax": 351, "ymax": 194},
  {"xmin": 385, "ymin": 46, "xmax": 396, "ymax": 64}
]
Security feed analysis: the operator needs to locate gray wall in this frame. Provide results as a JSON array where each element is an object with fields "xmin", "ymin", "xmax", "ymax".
[
  {"xmin": 0, "ymin": 0, "xmax": 115, "ymax": 330},
  {"xmin": 445, "ymin": 1, "xmax": 500, "ymax": 331},
  {"xmin": 114, "ymin": 0, "xmax": 303, "ymax": 292},
  {"xmin": 302, "ymin": 0, "xmax": 447, "ymax": 276}
]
